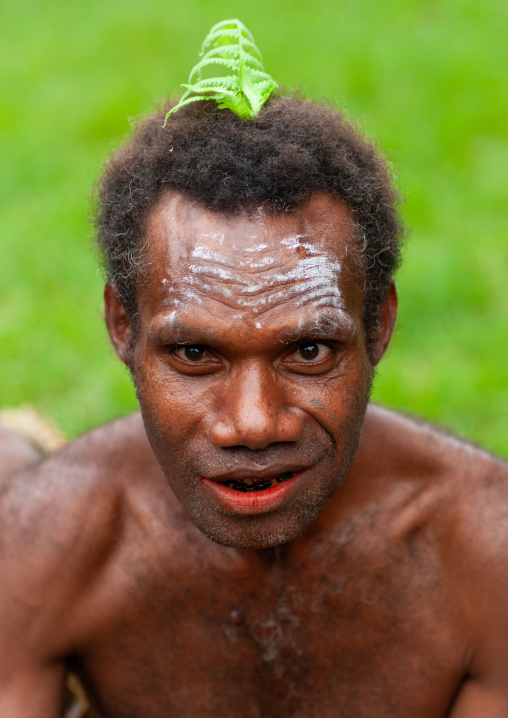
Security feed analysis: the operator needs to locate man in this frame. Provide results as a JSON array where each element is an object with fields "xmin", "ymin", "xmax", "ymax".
[{"xmin": 1, "ymin": 95, "xmax": 507, "ymax": 718}]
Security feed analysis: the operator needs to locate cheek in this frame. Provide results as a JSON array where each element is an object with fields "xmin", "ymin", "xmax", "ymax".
[
  {"xmin": 291, "ymin": 355, "xmax": 372, "ymax": 427},
  {"xmin": 134, "ymin": 354, "xmax": 214, "ymax": 438}
]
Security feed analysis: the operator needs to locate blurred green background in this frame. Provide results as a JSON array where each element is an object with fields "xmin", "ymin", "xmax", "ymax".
[{"xmin": 1, "ymin": 0, "xmax": 507, "ymax": 456}]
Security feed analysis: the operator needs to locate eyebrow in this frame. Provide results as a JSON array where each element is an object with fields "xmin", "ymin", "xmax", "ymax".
[
  {"xmin": 148, "ymin": 319, "xmax": 220, "ymax": 345},
  {"xmin": 149, "ymin": 310, "xmax": 355, "ymax": 346},
  {"xmin": 275, "ymin": 313, "xmax": 355, "ymax": 345}
]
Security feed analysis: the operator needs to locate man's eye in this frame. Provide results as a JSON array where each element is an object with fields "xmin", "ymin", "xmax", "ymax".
[
  {"xmin": 288, "ymin": 342, "xmax": 332, "ymax": 363},
  {"xmin": 174, "ymin": 345, "xmax": 209, "ymax": 362}
]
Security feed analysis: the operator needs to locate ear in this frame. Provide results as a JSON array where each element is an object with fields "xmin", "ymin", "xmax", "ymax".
[
  {"xmin": 371, "ymin": 280, "xmax": 398, "ymax": 366},
  {"xmin": 104, "ymin": 283, "xmax": 133, "ymax": 366}
]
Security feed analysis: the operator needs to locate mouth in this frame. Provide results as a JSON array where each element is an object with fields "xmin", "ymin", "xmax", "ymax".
[
  {"xmin": 200, "ymin": 468, "xmax": 312, "ymax": 516},
  {"xmin": 220, "ymin": 471, "xmax": 297, "ymax": 493}
]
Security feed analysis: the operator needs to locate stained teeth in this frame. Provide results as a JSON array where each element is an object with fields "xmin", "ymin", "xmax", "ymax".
[{"xmin": 222, "ymin": 472, "xmax": 297, "ymax": 493}]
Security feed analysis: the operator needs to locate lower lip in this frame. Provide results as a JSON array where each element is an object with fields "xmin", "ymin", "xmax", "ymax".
[{"xmin": 200, "ymin": 469, "xmax": 311, "ymax": 516}]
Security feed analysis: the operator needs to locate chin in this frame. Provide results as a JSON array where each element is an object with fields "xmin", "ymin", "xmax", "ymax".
[
  {"xmin": 184, "ymin": 490, "xmax": 337, "ymax": 550},
  {"xmin": 198, "ymin": 523, "xmax": 303, "ymax": 550},
  {"xmin": 198, "ymin": 523, "xmax": 309, "ymax": 550}
]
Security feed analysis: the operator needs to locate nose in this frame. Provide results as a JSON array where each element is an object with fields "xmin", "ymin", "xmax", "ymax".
[{"xmin": 208, "ymin": 362, "xmax": 303, "ymax": 450}]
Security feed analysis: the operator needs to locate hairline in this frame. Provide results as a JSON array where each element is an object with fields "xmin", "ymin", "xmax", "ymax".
[{"xmin": 123, "ymin": 188, "xmax": 369, "ymax": 359}]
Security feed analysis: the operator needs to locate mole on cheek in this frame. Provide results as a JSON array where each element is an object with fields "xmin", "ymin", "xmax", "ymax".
[{"xmin": 310, "ymin": 398, "xmax": 326, "ymax": 411}]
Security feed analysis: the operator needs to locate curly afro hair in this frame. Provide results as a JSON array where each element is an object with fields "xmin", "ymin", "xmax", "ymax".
[{"xmin": 95, "ymin": 94, "xmax": 403, "ymax": 357}]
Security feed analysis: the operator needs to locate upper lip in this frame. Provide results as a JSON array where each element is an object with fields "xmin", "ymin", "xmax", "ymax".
[{"xmin": 204, "ymin": 463, "xmax": 311, "ymax": 482}]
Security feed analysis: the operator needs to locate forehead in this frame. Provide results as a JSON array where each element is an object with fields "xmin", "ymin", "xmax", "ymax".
[
  {"xmin": 139, "ymin": 191, "xmax": 363, "ymax": 335},
  {"xmin": 144, "ymin": 191, "xmax": 357, "ymax": 279}
]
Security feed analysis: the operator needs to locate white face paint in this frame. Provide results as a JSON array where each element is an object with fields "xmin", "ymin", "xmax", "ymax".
[
  {"xmin": 161, "ymin": 232, "xmax": 344, "ymax": 317},
  {"xmin": 146, "ymin": 192, "xmax": 359, "ymax": 344}
]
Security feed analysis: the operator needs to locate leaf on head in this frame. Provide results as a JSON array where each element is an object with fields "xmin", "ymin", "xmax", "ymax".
[{"xmin": 164, "ymin": 18, "xmax": 277, "ymax": 124}]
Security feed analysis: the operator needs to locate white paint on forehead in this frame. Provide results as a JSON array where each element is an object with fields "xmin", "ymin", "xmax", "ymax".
[
  {"xmin": 193, "ymin": 231, "xmax": 226, "ymax": 245},
  {"xmin": 161, "ymin": 232, "xmax": 344, "ymax": 315},
  {"xmin": 190, "ymin": 245, "xmax": 277, "ymax": 272},
  {"xmin": 245, "ymin": 243, "xmax": 269, "ymax": 252},
  {"xmin": 280, "ymin": 234, "xmax": 322, "ymax": 256}
]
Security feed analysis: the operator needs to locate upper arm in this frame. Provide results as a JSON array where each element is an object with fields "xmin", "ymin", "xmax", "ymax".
[
  {"xmin": 0, "ymin": 440, "xmax": 124, "ymax": 718},
  {"xmin": 448, "ymin": 680, "xmax": 508, "ymax": 718},
  {"xmin": 0, "ymin": 527, "xmax": 67, "ymax": 718},
  {"xmin": 0, "ymin": 467, "xmax": 74, "ymax": 717},
  {"xmin": 448, "ymin": 458, "xmax": 508, "ymax": 716},
  {"xmin": 0, "ymin": 664, "xmax": 66, "ymax": 718}
]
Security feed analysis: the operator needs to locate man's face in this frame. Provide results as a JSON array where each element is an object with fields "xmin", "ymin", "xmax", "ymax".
[{"xmin": 108, "ymin": 191, "xmax": 386, "ymax": 549}]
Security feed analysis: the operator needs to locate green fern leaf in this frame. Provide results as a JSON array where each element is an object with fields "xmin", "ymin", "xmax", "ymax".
[
  {"xmin": 189, "ymin": 57, "xmax": 237, "ymax": 76},
  {"xmin": 189, "ymin": 47, "xmax": 265, "ymax": 76},
  {"xmin": 164, "ymin": 18, "xmax": 277, "ymax": 124},
  {"xmin": 204, "ymin": 33, "xmax": 261, "ymax": 60},
  {"xmin": 183, "ymin": 78, "xmax": 238, "ymax": 90},
  {"xmin": 206, "ymin": 18, "xmax": 256, "ymax": 43}
]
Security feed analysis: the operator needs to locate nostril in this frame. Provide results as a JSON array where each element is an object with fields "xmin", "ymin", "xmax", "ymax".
[
  {"xmin": 208, "ymin": 410, "xmax": 302, "ymax": 450},
  {"xmin": 208, "ymin": 366, "xmax": 302, "ymax": 449}
]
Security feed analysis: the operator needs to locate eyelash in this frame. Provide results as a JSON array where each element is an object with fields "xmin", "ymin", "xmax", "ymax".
[
  {"xmin": 168, "ymin": 340, "xmax": 339, "ymax": 365},
  {"xmin": 285, "ymin": 341, "xmax": 333, "ymax": 362},
  {"xmin": 170, "ymin": 344, "xmax": 216, "ymax": 361}
]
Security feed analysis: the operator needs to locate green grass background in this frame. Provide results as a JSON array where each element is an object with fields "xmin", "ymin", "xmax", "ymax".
[{"xmin": 1, "ymin": 0, "xmax": 507, "ymax": 457}]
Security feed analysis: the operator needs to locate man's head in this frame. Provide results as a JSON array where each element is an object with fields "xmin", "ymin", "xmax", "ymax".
[
  {"xmin": 96, "ymin": 95, "xmax": 402, "ymax": 357},
  {"xmin": 98, "ymin": 95, "xmax": 402, "ymax": 549}
]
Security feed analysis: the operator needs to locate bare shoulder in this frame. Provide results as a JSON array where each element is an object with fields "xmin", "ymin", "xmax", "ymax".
[
  {"xmin": 0, "ymin": 413, "xmax": 165, "ymax": 654},
  {"xmin": 363, "ymin": 404, "xmax": 508, "ymax": 620},
  {"xmin": 358, "ymin": 408, "xmax": 508, "ymax": 712},
  {"xmin": 364, "ymin": 403, "xmax": 507, "ymax": 488},
  {"xmin": 363, "ymin": 403, "xmax": 508, "ymax": 525},
  {"xmin": 0, "ymin": 411, "xmax": 164, "ymax": 561}
]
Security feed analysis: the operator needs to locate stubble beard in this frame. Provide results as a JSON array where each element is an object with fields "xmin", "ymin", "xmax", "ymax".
[
  {"xmin": 133, "ymin": 345, "xmax": 374, "ymax": 550},
  {"xmin": 155, "ymin": 375, "xmax": 373, "ymax": 551}
]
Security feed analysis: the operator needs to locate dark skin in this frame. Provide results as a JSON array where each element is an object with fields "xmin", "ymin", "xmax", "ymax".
[{"xmin": 1, "ymin": 192, "xmax": 508, "ymax": 717}]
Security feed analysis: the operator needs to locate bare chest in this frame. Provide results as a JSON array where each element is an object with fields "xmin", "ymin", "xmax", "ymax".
[{"xmin": 76, "ymin": 534, "xmax": 465, "ymax": 718}]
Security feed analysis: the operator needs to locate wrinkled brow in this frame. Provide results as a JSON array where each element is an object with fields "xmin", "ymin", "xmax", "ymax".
[
  {"xmin": 275, "ymin": 314, "xmax": 355, "ymax": 345},
  {"xmin": 149, "ymin": 310, "xmax": 355, "ymax": 346}
]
